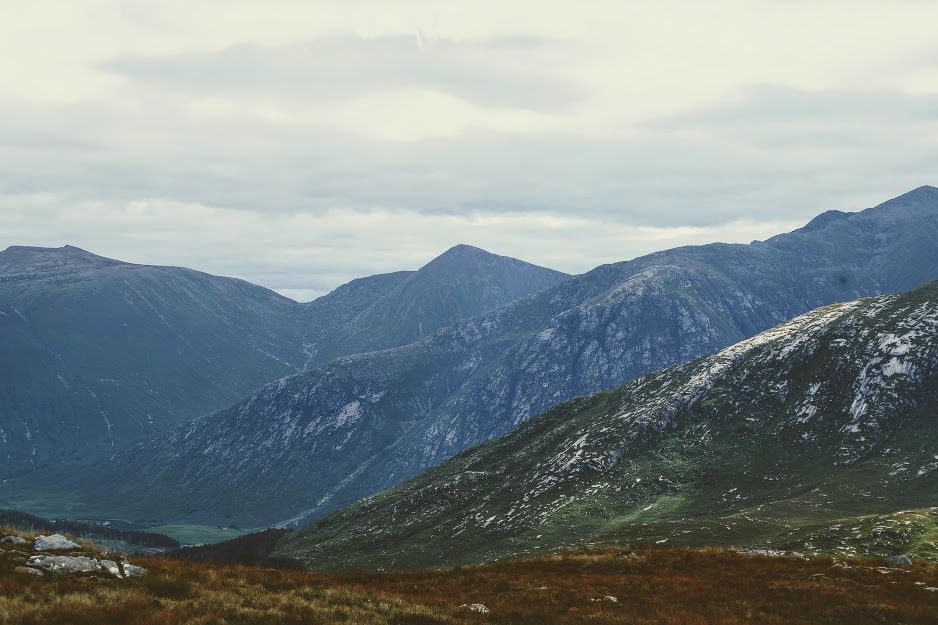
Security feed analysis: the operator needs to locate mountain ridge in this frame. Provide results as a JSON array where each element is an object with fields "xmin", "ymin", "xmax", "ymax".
[
  {"xmin": 13, "ymin": 187, "xmax": 938, "ymax": 528},
  {"xmin": 297, "ymin": 244, "xmax": 569, "ymax": 367}
]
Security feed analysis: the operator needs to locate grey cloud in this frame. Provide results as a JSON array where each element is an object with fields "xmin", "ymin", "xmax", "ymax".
[
  {"xmin": 1, "ymin": 85, "xmax": 936, "ymax": 234},
  {"xmin": 655, "ymin": 85, "xmax": 938, "ymax": 129},
  {"xmin": 101, "ymin": 35, "xmax": 583, "ymax": 112}
]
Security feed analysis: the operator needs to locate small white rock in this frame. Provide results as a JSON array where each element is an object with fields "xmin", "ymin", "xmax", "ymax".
[{"xmin": 122, "ymin": 563, "xmax": 148, "ymax": 578}]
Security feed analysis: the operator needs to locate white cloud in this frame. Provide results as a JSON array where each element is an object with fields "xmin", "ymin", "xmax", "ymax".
[{"xmin": 0, "ymin": 0, "xmax": 936, "ymax": 294}]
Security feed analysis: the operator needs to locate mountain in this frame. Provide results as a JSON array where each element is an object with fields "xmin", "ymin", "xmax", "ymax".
[
  {"xmin": 297, "ymin": 244, "xmax": 569, "ymax": 368},
  {"xmin": 20, "ymin": 186, "xmax": 938, "ymax": 528},
  {"xmin": 0, "ymin": 244, "xmax": 565, "ymax": 479},
  {"xmin": 0, "ymin": 245, "xmax": 303, "ymax": 476},
  {"xmin": 276, "ymin": 281, "xmax": 938, "ymax": 570}
]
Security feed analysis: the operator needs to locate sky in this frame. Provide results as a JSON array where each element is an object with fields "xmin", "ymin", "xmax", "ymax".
[{"xmin": 1, "ymin": 1, "xmax": 936, "ymax": 301}]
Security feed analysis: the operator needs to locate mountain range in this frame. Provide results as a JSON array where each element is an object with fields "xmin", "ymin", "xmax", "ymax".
[
  {"xmin": 0, "ymin": 244, "xmax": 301, "ymax": 476},
  {"xmin": 6, "ymin": 186, "xmax": 937, "ymax": 528},
  {"xmin": 275, "ymin": 279, "xmax": 938, "ymax": 570},
  {"xmin": 0, "ymin": 244, "xmax": 566, "ymax": 478}
]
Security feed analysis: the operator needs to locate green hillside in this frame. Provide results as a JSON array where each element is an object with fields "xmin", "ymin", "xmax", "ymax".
[{"xmin": 277, "ymin": 281, "xmax": 938, "ymax": 570}]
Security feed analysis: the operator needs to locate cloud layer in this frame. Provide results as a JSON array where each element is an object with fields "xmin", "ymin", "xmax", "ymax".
[{"xmin": 1, "ymin": 0, "xmax": 936, "ymax": 297}]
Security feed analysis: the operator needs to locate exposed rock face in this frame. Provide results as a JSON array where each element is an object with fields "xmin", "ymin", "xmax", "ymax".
[{"xmin": 34, "ymin": 534, "xmax": 80, "ymax": 551}]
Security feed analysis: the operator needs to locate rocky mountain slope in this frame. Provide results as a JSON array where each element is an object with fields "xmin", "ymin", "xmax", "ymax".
[
  {"xmin": 0, "ymin": 244, "xmax": 564, "ymax": 478},
  {"xmin": 277, "ymin": 281, "xmax": 938, "ymax": 570},
  {"xmin": 26, "ymin": 186, "xmax": 938, "ymax": 528}
]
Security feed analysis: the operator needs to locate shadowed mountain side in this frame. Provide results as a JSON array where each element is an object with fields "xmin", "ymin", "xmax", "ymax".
[
  {"xmin": 0, "ymin": 243, "xmax": 566, "ymax": 478},
  {"xmin": 297, "ymin": 245, "xmax": 570, "ymax": 368},
  {"xmin": 0, "ymin": 245, "xmax": 304, "ymax": 476}
]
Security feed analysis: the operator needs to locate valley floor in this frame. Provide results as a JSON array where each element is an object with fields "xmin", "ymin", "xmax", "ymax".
[{"xmin": 2, "ymin": 534, "xmax": 937, "ymax": 625}]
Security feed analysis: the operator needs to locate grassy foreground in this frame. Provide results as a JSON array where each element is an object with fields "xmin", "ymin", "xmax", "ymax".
[{"xmin": 2, "ymin": 528, "xmax": 938, "ymax": 625}]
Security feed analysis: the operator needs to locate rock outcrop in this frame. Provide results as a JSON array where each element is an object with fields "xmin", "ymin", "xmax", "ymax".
[
  {"xmin": 21, "ymin": 554, "xmax": 147, "ymax": 578},
  {"xmin": 34, "ymin": 534, "xmax": 81, "ymax": 551},
  {"xmin": 26, "ymin": 555, "xmax": 99, "ymax": 574},
  {"xmin": 1, "ymin": 530, "xmax": 149, "ymax": 578}
]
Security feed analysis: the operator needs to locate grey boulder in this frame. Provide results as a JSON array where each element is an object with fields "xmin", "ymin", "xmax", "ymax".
[
  {"xmin": 883, "ymin": 555, "xmax": 913, "ymax": 568},
  {"xmin": 122, "ymin": 563, "xmax": 148, "ymax": 578},
  {"xmin": 34, "ymin": 534, "xmax": 81, "ymax": 551},
  {"xmin": 14, "ymin": 566, "xmax": 44, "ymax": 576},
  {"xmin": 1, "ymin": 535, "xmax": 27, "ymax": 544}
]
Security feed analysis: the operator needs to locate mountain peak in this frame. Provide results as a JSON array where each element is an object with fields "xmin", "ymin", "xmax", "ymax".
[
  {"xmin": 416, "ymin": 244, "xmax": 566, "ymax": 281},
  {"xmin": 798, "ymin": 209, "xmax": 854, "ymax": 233},
  {"xmin": 445, "ymin": 243, "xmax": 486, "ymax": 254},
  {"xmin": 430, "ymin": 244, "xmax": 495, "ymax": 264},
  {"xmin": 876, "ymin": 185, "xmax": 938, "ymax": 208},
  {"xmin": 2, "ymin": 244, "xmax": 104, "ymax": 259},
  {"xmin": 340, "ymin": 244, "xmax": 568, "ymax": 348},
  {"xmin": 906, "ymin": 184, "xmax": 938, "ymax": 196},
  {"xmin": 0, "ymin": 245, "xmax": 121, "ymax": 274}
]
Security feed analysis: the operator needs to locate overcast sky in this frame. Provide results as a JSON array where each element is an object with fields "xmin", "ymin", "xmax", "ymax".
[{"xmin": 1, "ymin": 1, "xmax": 936, "ymax": 301}]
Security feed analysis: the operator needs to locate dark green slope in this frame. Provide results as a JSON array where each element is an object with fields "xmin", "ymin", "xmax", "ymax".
[
  {"xmin": 0, "ymin": 245, "xmax": 303, "ymax": 476},
  {"xmin": 277, "ymin": 282, "xmax": 938, "ymax": 570},
  {"xmin": 39, "ymin": 186, "xmax": 938, "ymax": 528}
]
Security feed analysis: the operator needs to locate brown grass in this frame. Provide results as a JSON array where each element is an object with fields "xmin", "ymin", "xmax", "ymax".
[{"xmin": 1, "ymin": 528, "xmax": 937, "ymax": 625}]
